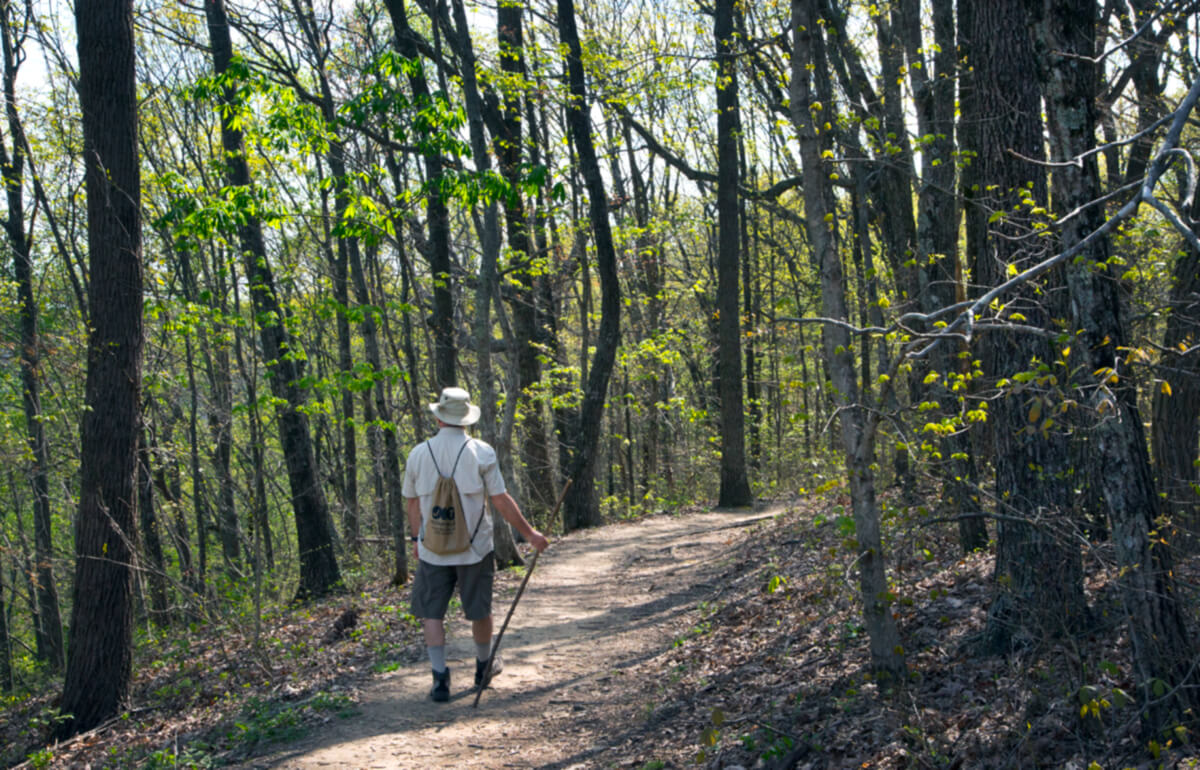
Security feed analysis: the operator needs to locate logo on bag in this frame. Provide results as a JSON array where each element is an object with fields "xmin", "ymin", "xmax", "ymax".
[{"xmin": 432, "ymin": 505, "xmax": 455, "ymax": 521}]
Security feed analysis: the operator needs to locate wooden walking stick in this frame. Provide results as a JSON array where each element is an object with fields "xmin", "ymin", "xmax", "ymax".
[{"xmin": 473, "ymin": 478, "xmax": 572, "ymax": 708}]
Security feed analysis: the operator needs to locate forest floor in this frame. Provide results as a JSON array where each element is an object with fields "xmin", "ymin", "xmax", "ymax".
[{"xmin": 5, "ymin": 492, "xmax": 1200, "ymax": 768}]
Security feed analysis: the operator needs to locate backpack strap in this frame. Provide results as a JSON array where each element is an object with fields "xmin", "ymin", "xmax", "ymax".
[
  {"xmin": 448, "ymin": 439, "xmax": 471, "ymax": 477},
  {"xmin": 458, "ymin": 440, "xmax": 488, "ymax": 546},
  {"xmin": 427, "ymin": 439, "xmax": 470, "ymax": 478},
  {"xmin": 425, "ymin": 441, "xmax": 441, "ymax": 476}
]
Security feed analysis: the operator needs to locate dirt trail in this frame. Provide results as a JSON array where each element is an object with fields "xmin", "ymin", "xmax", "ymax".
[{"xmin": 247, "ymin": 508, "xmax": 774, "ymax": 769}]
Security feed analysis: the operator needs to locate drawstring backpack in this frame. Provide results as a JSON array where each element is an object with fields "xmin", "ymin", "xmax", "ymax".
[{"xmin": 421, "ymin": 439, "xmax": 486, "ymax": 556}]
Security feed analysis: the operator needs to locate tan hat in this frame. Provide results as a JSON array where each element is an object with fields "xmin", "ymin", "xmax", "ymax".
[{"xmin": 429, "ymin": 387, "xmax": 481, "ymax": 426}]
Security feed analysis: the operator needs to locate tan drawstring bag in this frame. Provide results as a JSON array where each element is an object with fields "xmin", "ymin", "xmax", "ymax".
[{"xmin": 421, "ymin": 440, "xmax": 485, "ymax": 556}]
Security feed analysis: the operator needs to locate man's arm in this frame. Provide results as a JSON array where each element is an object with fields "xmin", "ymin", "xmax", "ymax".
[{"xmin": 489, "ymin": 492, "xmax": 549, "ymax": 552}]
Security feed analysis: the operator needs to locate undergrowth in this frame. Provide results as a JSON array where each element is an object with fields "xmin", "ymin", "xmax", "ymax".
[{"xmin": 0, "ymin": 584, "xmax": 424, "ymax": 769}]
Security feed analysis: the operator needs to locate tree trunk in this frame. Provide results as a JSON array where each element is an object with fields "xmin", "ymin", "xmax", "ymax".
[
  {"xmin": 187, "ymin": 245, "xmax": 240, "ymax": 571},
  {"xmin": 0, "ymin": 562, "xmax": 10, "ymax": 691},
  {"xmin": 149, "ymin": 410, "xmax": 199, "ymax": 602},
  {"xmin": 715, "ymin": 0, "xmax": 752, "ymax": 508},
  {"xmin": 557, "ymin": 0, "xmax": 621, "ymax": 531},
  {"xmin": 57, "ymin": 0, "xmax": 143, "ymax": 736},
  {"xmin": 969, "ymin": 0, "xmax": 1085, "ymax": 652},
  {"xmin": 287, "ymin": 0, "xmax": 363, "ymax": 558},
  {"xmin": 1030, "ymin": 0, "xmax": 1198, "ymax": 730},
  {"xmin": 790, "ymin": 0, "xmax": 905, "ymax": 681},
  {"xmin": 385, "ymin": 0, "xmax": 456, "ymax": 389},
  {"xmin": 1151, "ymin": 240, "xmax": 1200, "ymax": 535},
  {"xmin": 0, "ymin": 6, "xmax": 64, "ymax": 670},
  {"xmin": 496, "ymin": 1, "xmax": 556, "ymax": 521},
  {"xmin": 137, "ymin": 429, "xmax": 169, "ymax": 623},
  {"xmin": 205, "ymin": 0, "xmax": 340, "ymax": 600},
  {"xmin": 441, "ymin": 0, "xmax": 522, "ymax": 568},
  {"xmin": 529, "ymin": 81, "xmax": 568, "ymax": 525},
  {"xmin": 897, "ymin": 0, "xmax": 983, "ymax": 550},
  {"xmin": 184, "ymin": 336, "xmax": 211, "ymax": 587},
  {"xmin": 210, "ymin": 331, "xmax": 239, "ymax": 570},
  {"xmin": 230, "ymin": 261, "xmax": 274, "ymax": 572},
  {"xmin": 334, "ymin": 229, "xmax": 359, "ymax": 554}
]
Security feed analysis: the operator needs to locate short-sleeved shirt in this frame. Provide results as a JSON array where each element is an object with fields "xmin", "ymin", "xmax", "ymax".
[{"xmin": 403, "ymin": 426, "xmax": 507, "ymax": 566}]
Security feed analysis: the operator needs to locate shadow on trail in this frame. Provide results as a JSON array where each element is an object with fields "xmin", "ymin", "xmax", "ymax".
[{"xmin": 243, "ymin": 510, "xmax": 769, "ymax": 769}]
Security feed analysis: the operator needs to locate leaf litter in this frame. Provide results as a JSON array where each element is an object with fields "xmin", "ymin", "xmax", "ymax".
[{"xmin": 4, "ymin": 489, "xmax": 1200, "ymax": 769}]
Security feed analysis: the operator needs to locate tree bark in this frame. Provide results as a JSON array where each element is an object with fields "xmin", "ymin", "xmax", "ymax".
[
  {"xmin": 205, "ymin": 0, "xmax": 340, "ymax": 600},
  {"xmin": 288, "ymin": 0, "xmax": 363, "ymax": 557},
  {"xmin": 58, "ymin": 0, "xmax": 143, "ymax": 736},
  {"xmin": 969, "ymin": 0, "xmax": 1085, "ymax": 651},
  {"xmin": 790, "ymin": 0, "xmax": 905, "ymax": 681},
  {"xmin": 184, "ymin": 335, "xmax": 211, "ymax": 586},
  {"xmin": 897, "ymin": 0, "xmax": 984, "ymax": 551},
  {"xmin": 439, "ymin": 0, "xmax": 523, "ymax": 568},
  {"xmin": 1029, "ymin": 0, "xmax": 1198, "ymax": 730},
  {"xmin": 497, "ymin": 0, "xmax": 556, "ymax": 521},
  {"xmin": 1151, "ymin": 229, "xmax": 1200, "ymax": 534},
  {"xmin": 715, "ymin": 0, "xmax": 752, "ymax": 508},
  {"xmin": 385, "ymin": 0, "xmax": 456, "ymax": 390},
  {"xmin": 556, "ymin": 0, "xmax": 621, "ymax": 531}
]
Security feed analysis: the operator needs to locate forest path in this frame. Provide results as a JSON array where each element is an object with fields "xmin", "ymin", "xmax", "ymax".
[{"xmin": 246, "ymin": 507, "xmax": 776, "ymax": 769}]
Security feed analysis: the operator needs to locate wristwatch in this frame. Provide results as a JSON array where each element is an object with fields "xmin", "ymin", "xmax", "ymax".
[{"xmin": 410, "ymin": 536, "xmax": 419, "ymax": 543}]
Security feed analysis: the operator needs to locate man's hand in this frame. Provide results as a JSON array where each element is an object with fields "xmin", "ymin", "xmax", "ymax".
[
  {"xmin": 412, "ymin": 541, "xmax": 420, "ymax": 566},
  {"xmin": 527, "ymin": 530, "xmax": 550, "ymax": 553}
]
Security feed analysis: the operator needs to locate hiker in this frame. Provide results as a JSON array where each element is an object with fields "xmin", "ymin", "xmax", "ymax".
[{"xmin": 403, "ymin": 387, "xmax": 550, "ymax": 702}]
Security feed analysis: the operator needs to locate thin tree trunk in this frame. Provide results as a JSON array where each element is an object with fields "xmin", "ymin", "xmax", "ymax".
[
  {"xmin": 231, "ymin": 259, "xmax": 274, "ymax": 571},
  {"xmin": 150, "ymin": 412, "xmax": 198, "ymax": 601},
  {"xmin": 496, "ymin": 0, "xmax": 555, "ymax": 520},
  {"xmin": 205, "ymin": 0, "xmax": 339, "ymax": 599},
  {"xmin": 137, "ymin": 428, "xmax": 169, "ymax": 623},
  {"xmin": 0, "ymin": 6, "xmax": 63, "ymax": 670},
  {"xmin": 385, "ymin": 0, "xmax": 456, "ymax": 389},
  {"xmin": 334, "ymin": 219, "xmax": 359, "ymax": 554},
  {"xmin": 189, "ymin": 244, "xmax": 240, "ymax": 570},
  {"xmin": 185, "ymin": 336, "xmax": 210, "ymax": 588},
  {"xmin": 443, "ymin": 0, "xmax": 521, "ymax": 567},
  {"xmin": 901, "ymin": 0, "xmax": 984, "ymax": 551},
  {"xmin": 288, "ymin": 0, "xmax": 361, "ymax": 556},
  {"xmin": 0, "ymin": 561, "xmax": 10, "ymax": 691},
  {"xmin": 557, "ymin": 0, "xmax": 621, "ymax": 531},
  {"xmin": 715, "ymin": 0, "xmax": 752, "ymax": 508},
  {"xmin": 209, "ymin": 314, "xmax": 239, "ymax": 570},
  {"xmin": 790, "ymin": 0, "xmax": 905, "ymax": 681}
]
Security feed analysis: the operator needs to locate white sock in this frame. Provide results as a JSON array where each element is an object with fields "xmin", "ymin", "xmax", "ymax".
[
  {"xmin": 428, "ymin": 645, "xmax": 447, "ymax": 673},
  {"xmin": 475, "ymin": 640, "xmax": 492, "ymax": 663}
]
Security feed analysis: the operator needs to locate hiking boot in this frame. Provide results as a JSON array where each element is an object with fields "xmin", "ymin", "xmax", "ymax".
[
  {"xmin": 475, "ymin": 654, "xmax": 502, "ymax": 690},
  {"xmin": 430, "ymin": 667, "xmax": 450, "ymax": 702}
]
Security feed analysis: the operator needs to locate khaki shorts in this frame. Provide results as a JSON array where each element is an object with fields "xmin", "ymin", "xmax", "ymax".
[{"xmin": 411, "ymin": 553, "xmax": 495, "ymax": 621}]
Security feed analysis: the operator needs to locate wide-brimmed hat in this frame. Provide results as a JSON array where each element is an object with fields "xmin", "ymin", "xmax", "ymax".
[{"xmin": 429, "ymin": 387, "xmax": 481, "ymax": 426}]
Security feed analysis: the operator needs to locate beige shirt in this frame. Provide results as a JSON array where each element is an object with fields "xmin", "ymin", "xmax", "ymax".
[{"xmin": 403, "ymin": 426, "xmax": 507, "ymax": 566}]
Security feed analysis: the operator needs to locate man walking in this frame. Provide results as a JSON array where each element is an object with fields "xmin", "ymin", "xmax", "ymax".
[{"xmin": 404, "ymin": 387, "xmax": 550, "ymax": 701}]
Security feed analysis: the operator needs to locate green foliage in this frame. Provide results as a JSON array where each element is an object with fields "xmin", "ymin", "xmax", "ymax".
[
  {"xmin": 25, "ymin": 748, "xmax": 53, "ymax": 769},
  {"xmin": 143, "ymin": 744, "xmax": 217, "ymax": 769}
]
